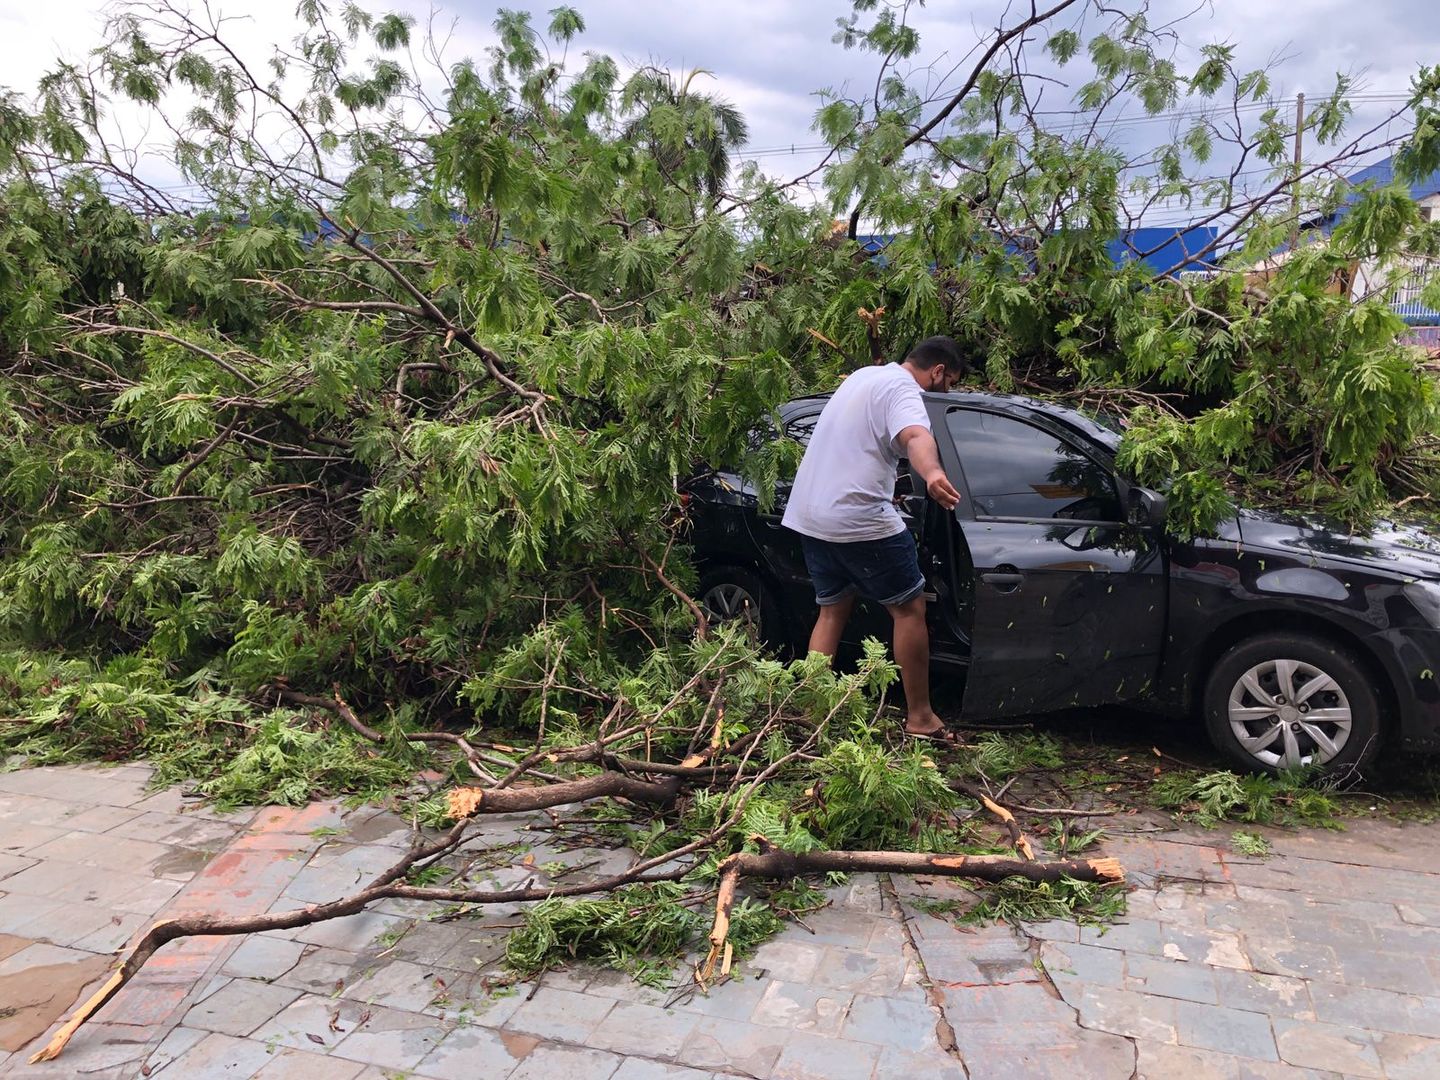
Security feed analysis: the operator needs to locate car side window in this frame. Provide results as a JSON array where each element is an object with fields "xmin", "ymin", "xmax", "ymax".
[
  {"xmin": 947, "ymin": 408, "xmax": 1122, "ymax": 522},
  {"xmin": 758, "ymin": 412, "xmax": 820, "ymax": 503},
  {"xmin": 784, "ymin": 413, "xmax": 819, "ymax": 445},
  {"xmin": 745, "ymin": 410, "xmax": 819, "ymax": 455}
]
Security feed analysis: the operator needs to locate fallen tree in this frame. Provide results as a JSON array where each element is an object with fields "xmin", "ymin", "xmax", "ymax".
[
  {"xmin": 2, "ymin": 0, "xmax": 1440, "ymax": 1060},
  {"xmin": 33, "ymin": 652, "xmax": 1125, "ymax": 1061},
  {"xmin": 6, "ymin": 1, "xmax": 1440, "ymax": 775}
]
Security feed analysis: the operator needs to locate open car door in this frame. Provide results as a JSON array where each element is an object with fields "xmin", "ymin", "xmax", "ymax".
[{"xmin": 938, "ymin": 405, "xmax": 1167, "ymax": 718}]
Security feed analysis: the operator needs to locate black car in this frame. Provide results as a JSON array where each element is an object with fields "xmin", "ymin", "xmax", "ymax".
[{"xmin": 686, "ymin": 390, "xmax": 1440, "ymax": 776}]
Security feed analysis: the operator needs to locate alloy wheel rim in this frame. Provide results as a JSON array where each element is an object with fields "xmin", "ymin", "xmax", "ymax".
[
  {"xmin": 1227, "ymin": 657, "xmax": 1352, "ymax": 769},
  {"xmin": 702, "ymin": 583, "xmax": 758, "ymax": 627}
]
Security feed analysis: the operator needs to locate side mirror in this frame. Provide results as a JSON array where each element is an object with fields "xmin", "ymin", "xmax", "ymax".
[{"xmin": 1127, "ymin": 486, "xmax": 1167, "ymax": 529}]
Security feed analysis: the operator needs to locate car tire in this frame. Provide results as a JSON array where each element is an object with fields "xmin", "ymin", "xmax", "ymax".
[
  {"xmin": 1202, "ymin": 632, "xmax": 1383, "ymax": 777},
  {"xmin": 697, "ymin": 566, "xmax": 779, "ymax": 647}
]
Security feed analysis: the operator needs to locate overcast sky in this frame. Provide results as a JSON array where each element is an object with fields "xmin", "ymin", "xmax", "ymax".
[{"xmin": 1, "ymin": 0, "xmax": 1433, "ymax": 200}]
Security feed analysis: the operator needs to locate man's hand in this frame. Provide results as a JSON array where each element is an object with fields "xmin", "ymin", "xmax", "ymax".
[
  {"xmin": 925, "ymin": 471, "xmax": 961, "ymax": 510},
  {"xmin": 897, "ymin": 426, "xmax": 962, "ymax": 512}
]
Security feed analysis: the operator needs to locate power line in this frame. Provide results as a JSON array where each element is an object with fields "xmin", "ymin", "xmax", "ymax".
[
  {"xmin": 1023, "ymin": 91, "xmax": 1409, "ymax": 118},
  {"xmin": 737, "ymin": 93, "xmax": 1412, "ymax": 148},
  {"xmin": 1037, "ymin": 97, "xmax": 1412, "ymax": 137},
  {"xmin": 738, "ymin": 143, "xmax": 830, "ymax": 158}
]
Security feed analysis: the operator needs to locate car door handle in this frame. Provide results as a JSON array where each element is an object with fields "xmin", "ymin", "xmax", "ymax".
[{"xmin": 981, "ymin": 566, "xmax": 1024, "ymax": 592}]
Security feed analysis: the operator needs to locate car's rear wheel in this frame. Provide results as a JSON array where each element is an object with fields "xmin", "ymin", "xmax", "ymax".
[
  {"xmin": 698, "ymin": 566, "xmax": 778, "ymax": 646},
  {"xmin": 1203, "ymin": 632, "xmax": 1382, "ymax": 776}
]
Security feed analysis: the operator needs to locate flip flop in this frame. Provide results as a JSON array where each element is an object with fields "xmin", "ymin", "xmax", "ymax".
[{"xmin": 905, "ymin": 726, "xmax": 965, "ymax": 747}]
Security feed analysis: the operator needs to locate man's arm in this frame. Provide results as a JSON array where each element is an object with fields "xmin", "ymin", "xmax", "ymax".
[{"xmin": 897, "ymin": 425, "xmax": 961, "ymax": 510}]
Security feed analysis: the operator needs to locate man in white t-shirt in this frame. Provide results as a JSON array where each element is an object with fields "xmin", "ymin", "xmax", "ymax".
[{"xmin": 782, "ymin": 337, "xmax": 967, "ymax": 742}]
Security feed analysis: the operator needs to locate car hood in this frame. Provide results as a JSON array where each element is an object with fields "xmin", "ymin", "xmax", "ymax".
[{"xmin": 1236, "ymin": 508, "xmax": 1440, "ymax": 580}]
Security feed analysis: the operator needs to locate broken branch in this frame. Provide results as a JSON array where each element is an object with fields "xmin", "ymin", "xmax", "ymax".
[
  {"xmin": 700, "ymin": 845, "xmax": 1124, "ymax": 980},
  {"xmin": 953, "ymin": 779, "xmax": 1037, "ymax": 860},
  {"xmin": 446, "ymin": 771, "xmax": 681, "ymax": 818}
]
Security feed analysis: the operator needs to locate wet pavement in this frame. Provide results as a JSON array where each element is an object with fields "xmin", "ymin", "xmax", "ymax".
[{"xmin": 1, "ymin": 763, "xmax": 1439, "ymax": 1078}]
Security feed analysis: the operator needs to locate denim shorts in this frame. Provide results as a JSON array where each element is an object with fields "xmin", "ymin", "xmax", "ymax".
[{"xmin": 800, "ymin": 531, "xmax": 926, "ymax": 607}]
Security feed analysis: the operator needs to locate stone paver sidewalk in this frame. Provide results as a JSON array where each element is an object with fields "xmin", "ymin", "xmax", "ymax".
[{"xmin": 1, "ymin": 763, "xmax": 1439, "ymax": 1079}]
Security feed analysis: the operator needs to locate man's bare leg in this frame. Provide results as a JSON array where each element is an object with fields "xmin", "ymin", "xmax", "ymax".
[
  {"xmin": 808, "ymin": 593, "xmax": 856, "ymax": 659},
  {"xmin": 887, "ymin": 594, "xmax": 945, "ymax": 736}
]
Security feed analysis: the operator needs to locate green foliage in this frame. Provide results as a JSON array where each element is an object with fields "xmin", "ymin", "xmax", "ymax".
[
  {"xmin": 405, "ymin": 792, "xmax": 458, "ymax": 830},
  {"xmin": 0, "ymin": 647, "xmax": 425, "ymax": 808},
  {"xmin": 0, "ymin": 649, "xmax": 214, "ymax": 763},
  {"xmin": 1051, "ymin": 824, "xmax": 1107, "ymax": 858},
  {"xmin": 504, "ymin": 880, "xmax": 783, "ymax": 985},
  {"xmin": 404, "ymin": 863, "xmax": 453, "ymax": 887},
  {"xmin": 504, "ymin": 882, "xmax": 705, "ymax": 984},
  {"xmin": 810, "ymin": 737, "xmax": 958, "ymax": 850},
  {"xmin": 693, "ymin": 790, "xmax": 824, "ymax": 858},
  {"xmin": 955, "ymin": 732, "xmax": 1067, "ymax": 780},
  {"xmin": 959, "ymin": 875, "xmax": 1128, "ymax": 928},
  {"xmin": 1230, "ymin": 830, "xmax": 1272, "ymax": 857},
  {"xmin": 184, "ymin": 711, "xmax": 421, "ymax": 809},
  {"xmin": 1151, "ymin": 770, "xmax": 1344, "ymax": 829}
]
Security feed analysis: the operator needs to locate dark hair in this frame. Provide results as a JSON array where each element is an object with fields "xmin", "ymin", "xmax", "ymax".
[{"xmin": 905, "ymin": 336, "xmax": 969, "ymax": 374}]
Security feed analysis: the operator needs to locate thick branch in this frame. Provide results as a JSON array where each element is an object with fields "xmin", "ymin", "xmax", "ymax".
[
  {"xmin": 446, "ymin": 771, "xmax": 681, "ymax": 817},
  {"xmin": 242, "ymin": 276, "xmax": 428, "ymax": 319},
  {"xmin": 30, "ymin": 820, "xmax": 470, "ymax": 1063},
  {"xmin": 701, "ymin": 845, "xmax": 1124, "ymax": 979},
  {"xmin": 720, "ymin": 846, "xmax": 1121, "ymax": 887}
]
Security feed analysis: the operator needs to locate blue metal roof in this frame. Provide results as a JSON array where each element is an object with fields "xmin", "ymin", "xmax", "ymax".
[
  {"xmin": 1309, "ymin": 155, "xmax": 1440, "ymax": 233},
  {"xmin": 1397, "ymin": 302, "xmax": 1440, "ymax": 327},
  {"xmin": 1106, "ymin": 227, "xmax": 1219, "ymax": 275},
  {"xmin": 855, "ymin": 227, "xmax": 1219, "ymax": 276},
  {"xmin": 1340, "ymin": 157, "xmax": 1440, "ymax": 202}
]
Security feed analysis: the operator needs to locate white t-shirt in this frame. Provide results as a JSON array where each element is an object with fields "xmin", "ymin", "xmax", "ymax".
[{"xmin": 781, "ymin": 364, "xmax": 931, "ymax": 543}]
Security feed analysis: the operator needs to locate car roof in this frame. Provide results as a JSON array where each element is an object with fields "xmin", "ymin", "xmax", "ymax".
[{"xmin": 781, "ymin": 389, "xmax": 1122, "ymax": 452}]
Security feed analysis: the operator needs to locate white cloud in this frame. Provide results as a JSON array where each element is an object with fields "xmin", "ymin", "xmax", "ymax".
[{"xmin": 0, "ymin": 0, "xmax": 1432, "ymax": 200}]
